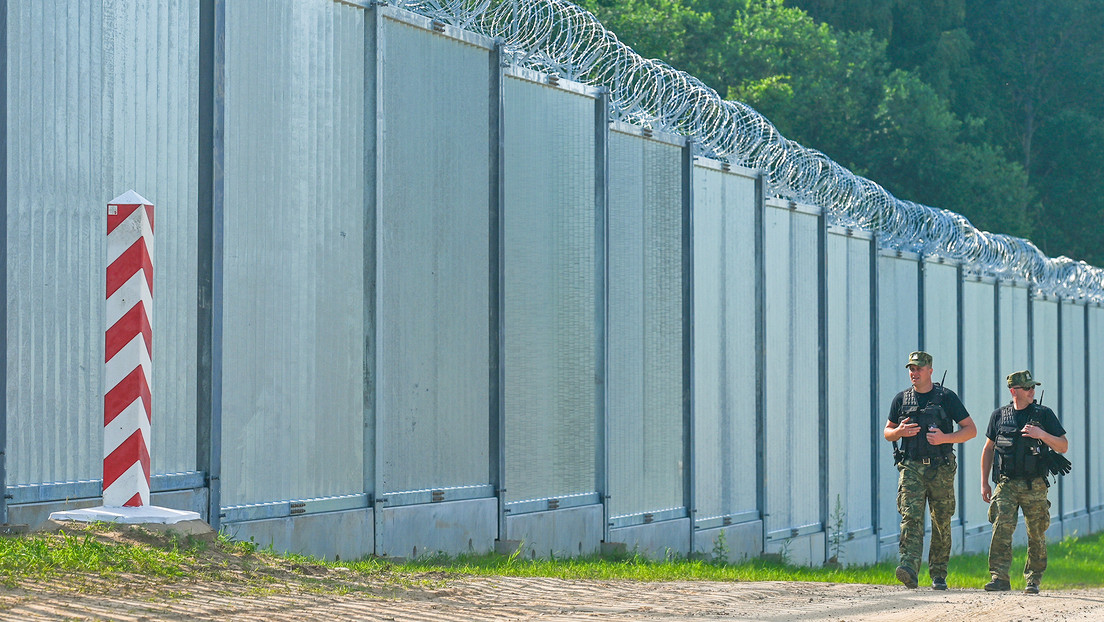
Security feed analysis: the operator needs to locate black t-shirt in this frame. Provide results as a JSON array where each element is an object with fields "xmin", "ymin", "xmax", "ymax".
[
  {"xmin": 986, "ymin": 403, "xmax": 1065, "ymax": 441},
  {"xmin": 888, "ymin": 386, "xmax": 971, "ymax": 432}
]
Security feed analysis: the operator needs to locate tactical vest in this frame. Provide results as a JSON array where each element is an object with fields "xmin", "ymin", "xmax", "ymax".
[
  {"xmin": 994, "ymin": 404, "xmax": 1049, "ymax": 479},
  {"xmin": 899, "ymin": 387, "xmax": 953, "ymax": 460}
]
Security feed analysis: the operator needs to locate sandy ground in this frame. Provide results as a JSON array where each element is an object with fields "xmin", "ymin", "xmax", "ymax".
[
  {"xmin": 5, "ymin": 574, "xmax": 1104, "ymax": 621},
  {"xmin": 3, "ymin": 524, "xmax": 1103, "ymax": 621}
]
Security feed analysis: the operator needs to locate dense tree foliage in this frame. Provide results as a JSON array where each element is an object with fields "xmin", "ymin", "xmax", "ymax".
[{"xmin": 577, "ymin": 0, "xmax": 1101, "ymax": 264}]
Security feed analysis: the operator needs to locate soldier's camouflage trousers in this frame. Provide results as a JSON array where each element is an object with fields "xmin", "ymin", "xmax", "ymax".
[
  {"xmin": 988, "ymin": 476, "xmax": 1051, "ymax": 584},
  {"xmin": 897, "ymin": 456, "xmax": 956, "ymax": 579}
]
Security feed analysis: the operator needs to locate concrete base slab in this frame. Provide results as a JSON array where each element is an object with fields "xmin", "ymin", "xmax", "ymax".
[
  {"xmin": 377, "ymin": 497, "xmax": 496, "ymax": 560},
  {"xmin": 1045, "ymin": 520, "xmax": 1063, "ymax": 542},
  {"xmin": 878, "ymin": 536, "xmax": 900, "ymax": 563},
  {"xmin": 608, "ymin": 518, "xmax": 691, "ymax": 560},
  {"xmin": 765, "ymin": 531, "xmax": 825, "ymax": 567},
  {"xmin": 8, "ymin": 489, "xmax": 209, "ymax": 532},
  {"xmin": 833, "ymin": 533, "xmax": 877, "ymax": 567},
  {"xmin": 949, "ymin": 524, "xmax": 964, "ymax": 555},
  {"xmin": 1062, "ymin": 514, "xmax": 1090, "ymax": 538},
  {"xmin": 504, "ymin": 504, "xmax": 602, "ymax": 559},
  {"xmin": 223, "ymin": 507, "xmax": 373, "ymax": 561},
  {"xmin": 962, "ymin": 527, "xmax": 991, "ymax": 554},
  {"xmin": 49, "ymin": 505, "xmax": 201, "ymax": 525},
  {"xmin": 693, "ymin": 521, "xmax": 762, "ymax": 563},
  {"xmin": 1091, "ymin": 509, "xmax": 1104, "ymax": 533},
  {"xmin": 37, "ymin": 517, "xmax": 214, "ymax": 538},
  {"xmin": 1010, "ymin": 522, "xmax": 1029, "ymax": 547}
]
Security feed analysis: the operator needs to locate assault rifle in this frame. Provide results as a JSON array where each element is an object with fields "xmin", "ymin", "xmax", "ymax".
[{"xmin": 1033, "ymin": 389, "xmax": 1072, "ymax": 477}]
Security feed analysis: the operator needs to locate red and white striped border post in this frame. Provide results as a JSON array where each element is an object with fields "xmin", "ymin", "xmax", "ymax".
[
  {"xmin": 103, "ymin": 190, "xmax": 154, "ymax": 507},
  {"xmin": 48, "ymin": 190, "xmax": 198, "ymax": 525}
]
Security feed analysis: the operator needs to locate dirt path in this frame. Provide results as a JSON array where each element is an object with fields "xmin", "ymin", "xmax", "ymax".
[
  {"xmin": 5, "ymin": 575, "xmax": 1104, "ymax": 621},
  {"xmin": 4, "ymin": 524, "xmax": 1101, "ymax": 621}
]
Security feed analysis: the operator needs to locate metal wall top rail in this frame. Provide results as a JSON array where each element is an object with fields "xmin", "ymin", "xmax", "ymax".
[{"xmin": 390, "ymin": 0, "xmax": 1103, "ymax": 301}]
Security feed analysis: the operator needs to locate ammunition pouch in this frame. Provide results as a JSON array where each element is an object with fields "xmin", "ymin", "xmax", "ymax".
[
  {"xmin": 898, "ymin": 388, "xmax": 952, "ymax": 461},
  {"xmin": 994, "ymin": 405, "xmax": 1065, "ymax": 479}
]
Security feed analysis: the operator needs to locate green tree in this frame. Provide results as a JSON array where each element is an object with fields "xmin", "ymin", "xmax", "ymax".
[
  {"xmin": 966, "ymin": 0, "xmax": 1104, "ymax": 261},
  {"xmin": 1029, "ymin": 110, "xmax": 1104, "ymax": 264},
  {"xmin": 577, "ymin": 0, "xmax": 1090, "ymax": 257}
]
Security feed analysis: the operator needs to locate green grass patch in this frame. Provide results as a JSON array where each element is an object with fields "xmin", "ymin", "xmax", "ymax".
[
  {"xmin": 5, "ymin": 522, "xmax": 1103, "ymax": 593},
  {"xmin": 400, "ymin": 530, "xmax": 1104, "ymax": 590},
  {"xmin": 0, "ymin": 526, "xmax": 192, "ymax": 583}
]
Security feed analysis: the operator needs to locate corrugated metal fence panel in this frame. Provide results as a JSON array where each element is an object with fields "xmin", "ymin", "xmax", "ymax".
[
  {"xmin": 6, "ymin": 0, "xmax": 198, "ymax": 486},
  {"xmin": 1089, "ymin": 305, "xmax": 1104, "ymax": 513},
  {"xmin": 692, "ymin": 164, "xmax": 758, "ymax": 525},
  {"xmin": 220, "ymin": 0, "xmax": 366, "ymax": 506},
  {"xmin": 875, "ymin": 252, "xmax": 919, "ymax": 546},
  {"xmin": 1031, "ymin": 297, "xmax": 1059, "ymax": 521},
  {"xmin": 763, "ymin": 202, "xmax": 821, "ymax": 540},
  {"xmin": 502, "ymin": 74, "xmax": 597, "ymax": 505},
  {"xmin": 607, "ymin": 129, "xmax": 685, "ymax": 520},
  {"xmin": 922, "ymin": 261, "xmax": 959, "ymax": 392},
  {"xmin": 998, "ymin": 282, "xmax": 1030, "ymax": 378},
  {"xmin": 376, "ymin": 15, "xmax": 492, "ymax": 494},
  {"xmin": 826, "ymin": 230, "xmax": 873, "ymax": 535},
  {"xmin": 1060, "ymin": 302, "xmax": 1087, "ymax": 520},
  {"xmin": 960, "ymin": 277, "xmax": 997, "ymax": 537}
]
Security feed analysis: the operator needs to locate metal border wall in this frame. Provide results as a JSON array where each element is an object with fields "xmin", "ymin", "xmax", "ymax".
[
  {"xmin": 874, "ymin": 250, "xmax": 920, "ymax": 558},
  {"xmin": 690, "ymin": 160, "xmax": 759, "ymax": 537},
  {"xmin": 373, "ymin": 4, "xmax": 497, "ymax": 507},
  {"xmin": 1089, "ymin": 304, "xmax": 1104, "ymax": 529},
  {"xmin": 605, "ymin": 123, "xmax": 687, "ymax": 532},
  {"xmin": 1031, "ymin": 295, "xmax": 1062, "ymax": 536},
  {"xmin": 5, "ymin": 0, "xmax": 200, "ymax": 488},
  {"xmin": 500, "ymin": 68, "xmax": 601, "ymax": 513},
  {"xmin": 826, "ymin": 225, "xmax": 876, "ymax": 564},
  {"xmin": 219, "ymin": 0, "xmax": 368, "ymax": 510},
  {"xmin": 959, "ymin": 275, "xmax": 998, "ymax": 551},
  {"xmin": 6, "ymin": 0, "xmax": 1104, "ymax": 568},
  {"xmin": 762, "ymin": 197, "xmax": 823, "ymax": 562},
  {"xmin": 1060, "ymin": 300, "xmax": 1089, "ymax": 534}
]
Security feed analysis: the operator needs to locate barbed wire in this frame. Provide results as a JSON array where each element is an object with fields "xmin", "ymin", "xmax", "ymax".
[{"xmin": 394, "ymin": 0, "xmax": 1104, "ymax": 301}]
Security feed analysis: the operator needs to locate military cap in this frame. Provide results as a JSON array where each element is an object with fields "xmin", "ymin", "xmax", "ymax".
[
  {"xmin": 1007, "ymin": 370, "xmax": 1041, "ymax": 389},
  {"xmin": 906, "ymin": 351, "xmax": 933, "ymax": 368}
]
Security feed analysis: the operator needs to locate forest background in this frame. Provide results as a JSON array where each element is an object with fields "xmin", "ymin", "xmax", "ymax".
[{"xmin": 578, "ymin": 0, "xmax": 1103, "ymax": 267}]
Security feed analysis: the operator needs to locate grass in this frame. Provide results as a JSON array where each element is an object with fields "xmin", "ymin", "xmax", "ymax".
[
  {"xmin": 3, "ymin": 522, "xmax": 1103, "ymax": 593},
  {"xmin": 400, "ymin": 530, "xmax": 1104, "ymax": 591},
  {"xmin": 0, "ymin": 522, "xmax": 439, "ymax": 599},
  {"xmin": 0, "ymin": 523, "xmax": 195, "ymax": 584}
]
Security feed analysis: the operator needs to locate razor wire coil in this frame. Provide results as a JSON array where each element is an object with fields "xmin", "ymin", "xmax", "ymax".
[{"xmin": 394, "ymin": 0, "xmax": 1104, "ymax": 302}]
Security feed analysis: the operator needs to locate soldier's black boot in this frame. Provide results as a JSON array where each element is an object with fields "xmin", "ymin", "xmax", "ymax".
[
  {"xmin": 931, "ymin": 576, "xmax": 947, "ymax": 590},
  {"xmin": 1024, "ymin": 582, "xmax": 1039, "ymax": 594},
  {"xmin": 895, "ymin": 565, "xmax": 918, "ymax": 589},
  {"xmin": 984, "ymin": 578, "xmax": 1011, "ymax": 591}
]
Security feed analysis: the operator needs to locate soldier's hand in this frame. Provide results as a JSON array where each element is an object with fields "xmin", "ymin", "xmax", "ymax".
[
  {"xmin": 926, "ymin": 426, "xmax": 948, "ymax": 445},
  {"xmin": 1021, "ymin": 424, "xmax": 1045, "ymax": 440},
  {"xmin": 982, "ymin": 482, "xmax": 992, "ymax": 504},
  {"xmin": 896, "ymin": 417, "xmax": 920, "ymax": 439}
]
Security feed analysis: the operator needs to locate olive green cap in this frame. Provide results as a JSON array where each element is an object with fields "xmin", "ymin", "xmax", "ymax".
[
  {"xmin": 906, "ymin": 351, "xmax": 932, "ymax": 368},
  {"xmin": 1007, "ymin": 370, "xmax": 1041, "ymax": 389}
]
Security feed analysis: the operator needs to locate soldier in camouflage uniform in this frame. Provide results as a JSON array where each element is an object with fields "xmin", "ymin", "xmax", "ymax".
[
  {"xmin": 981, "ymin": 370, "xmax": 1068, "ymax": 594},
  {"xmin": 884, "ymin": 351, "xmax": 976, "ymax": 590}
]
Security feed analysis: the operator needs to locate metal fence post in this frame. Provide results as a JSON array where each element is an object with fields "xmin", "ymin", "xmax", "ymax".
[
  {"xmin": 595, "ymin": 88, "xmax": 610, "ymax": 544},
  {"xmin": 754, "ymin": 171, "xmax": 766, "ymax": 548},
  {"xmin": 0, "ymin": 0, "xmax": 8, "ymax": 527},
  {"xmin": 198, "ymin": 0, "xmax": 225, "ymax": 530},
  {"xmin": 490, "ymin": 39, "xmax": 506, "ymax": 543},
  {"xmin": 682, "ymin": 141, "xmax": 695, "ymax": 548}
]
